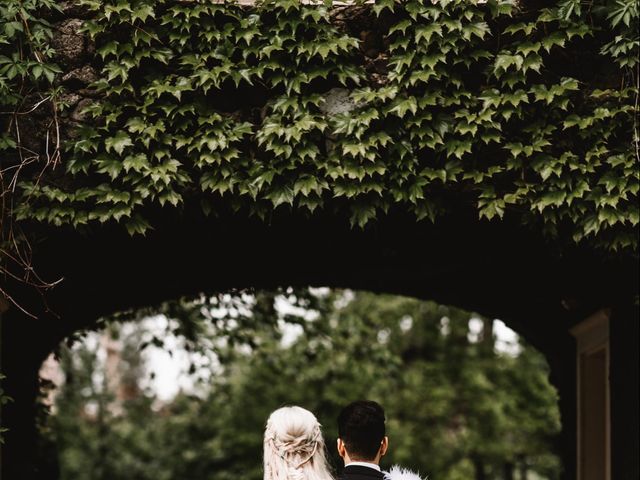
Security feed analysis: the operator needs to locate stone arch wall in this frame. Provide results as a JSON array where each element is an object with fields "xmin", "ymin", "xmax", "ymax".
[
  {"xmin": 16, "ymin": 3, "xmax": 97, "ymax": 158},
  {"xmin": 2, "ymin": 1, "xmax": 638, "ymax": 478},
  {"xmin": 5, "ymin": 206, "xmax": 636, "ymax": 479}
]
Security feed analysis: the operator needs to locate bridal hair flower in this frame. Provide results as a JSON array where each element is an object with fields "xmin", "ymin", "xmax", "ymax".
[{"xmin": 270, "ymin": 429, "xmax": 321, "ymax": 465}]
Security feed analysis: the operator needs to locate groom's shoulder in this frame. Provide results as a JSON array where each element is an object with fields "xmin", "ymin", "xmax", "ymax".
[{"xmin": 339, "ymin": 466, "xmax": 385, "ymax": 480}]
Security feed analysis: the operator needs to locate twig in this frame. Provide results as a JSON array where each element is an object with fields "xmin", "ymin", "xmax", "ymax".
[{"xmin": 0, "ymin": 285, "xmax": 38, "ymax": 319}]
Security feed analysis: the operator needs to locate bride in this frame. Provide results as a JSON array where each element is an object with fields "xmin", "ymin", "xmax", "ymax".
[
  {"xmin": 263, "ymin": 406, "xmax": 333, "ymax": 480},
  {"xmin": 263, "ymin": 406, "xmax": 423, "ymax": 480}
]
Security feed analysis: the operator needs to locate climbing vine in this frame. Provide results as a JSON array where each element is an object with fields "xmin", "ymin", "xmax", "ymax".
[
  {"xmin": 3, "ymin": 0, "xmax": 640, "ymax": 258},
  {"xmin": 1, "ymin": 0, "xmax": 63, "ymax": 310}
]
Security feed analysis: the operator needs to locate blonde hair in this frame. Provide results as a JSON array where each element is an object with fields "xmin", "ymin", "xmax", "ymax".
[{"xmin": 264, "ymin": 406, "xmax": 334, "ymax": 480}]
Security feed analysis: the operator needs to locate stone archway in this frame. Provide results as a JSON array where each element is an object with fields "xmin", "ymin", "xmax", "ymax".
[
  {"xmin": 1, "ymin": 1, "xmax": 638, "ymax": 477},
  {"xmin": 2, "ymin": 209, "xmax": 637, "ymax": 479}
]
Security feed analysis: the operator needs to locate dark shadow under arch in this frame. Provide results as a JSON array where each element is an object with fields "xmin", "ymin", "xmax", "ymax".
[{"xmin": 1, "ymin": 208, "xmax": 638, "ymax": 479}]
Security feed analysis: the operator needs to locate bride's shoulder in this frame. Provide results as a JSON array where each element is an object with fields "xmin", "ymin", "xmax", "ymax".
[{"xmin": 383, "ymin": 465, "xmax": 426, "ymax": 480}]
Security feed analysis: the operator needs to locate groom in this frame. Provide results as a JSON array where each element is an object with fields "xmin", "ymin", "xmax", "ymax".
[
  {"xmin": 336, "ymin": 400, "xmax": 388, "ymax": 480},
  {"xmin": 336, "ymin": 400, "xmax": 422, "ymax": 480}
]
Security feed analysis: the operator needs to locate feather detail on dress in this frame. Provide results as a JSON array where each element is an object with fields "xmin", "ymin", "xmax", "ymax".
[{"xmin": 382, "ymin": 465, "xmax": 425, "ymax": 480}]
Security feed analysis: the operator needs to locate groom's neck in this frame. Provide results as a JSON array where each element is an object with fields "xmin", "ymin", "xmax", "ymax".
[{"xmin": 344, "ymin": 452, "xmax": 380, "ymax": 466}]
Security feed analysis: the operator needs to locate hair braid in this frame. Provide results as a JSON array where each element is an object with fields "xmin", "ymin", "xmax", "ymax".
[{"xmin": 263, "ymin": 407, "xmax": 333, "ymax": 480}]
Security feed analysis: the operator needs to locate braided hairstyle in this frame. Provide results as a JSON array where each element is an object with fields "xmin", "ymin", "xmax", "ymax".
[{"xmin": 264, "ymin": 406, "xmax": 334, "ymax": 480}]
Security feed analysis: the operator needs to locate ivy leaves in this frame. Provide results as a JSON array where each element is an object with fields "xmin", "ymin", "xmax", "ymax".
[{"xmin": 11, "ymin": 0, "xmax": 640, "ymax": 253}]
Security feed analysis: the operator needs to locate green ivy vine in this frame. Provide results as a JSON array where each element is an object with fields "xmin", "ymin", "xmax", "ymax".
[
  {"xmin": 1, "ymin": 0, "xmax": 63, "ymax": 304},
  {"xmin": 6, "ymin": 0, "xmax": 640, "ymax": 252}
]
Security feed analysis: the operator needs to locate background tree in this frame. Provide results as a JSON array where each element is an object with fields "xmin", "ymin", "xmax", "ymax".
[{"xmin": 44, "ymin": 288, "xmax": 561, "ymax": 480}]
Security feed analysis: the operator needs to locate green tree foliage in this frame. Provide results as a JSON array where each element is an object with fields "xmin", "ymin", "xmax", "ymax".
[{"xmin": 45, "ymin": 289, "xmax": 561, "ymax": 480}]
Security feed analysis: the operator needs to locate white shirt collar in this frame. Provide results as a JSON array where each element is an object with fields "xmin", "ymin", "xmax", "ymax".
[{"xmin": 346, "ymin": 461, "xmax": 381, "ymax": 472}]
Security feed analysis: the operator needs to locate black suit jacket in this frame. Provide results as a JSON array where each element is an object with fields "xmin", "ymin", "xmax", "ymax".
[{"xmin": 338, "ymin": 465, "xmax": 384, "ymax": 480}]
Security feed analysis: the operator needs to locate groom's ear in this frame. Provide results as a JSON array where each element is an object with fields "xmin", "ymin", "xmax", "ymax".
[
  {"xmin": 337, "ymin": 438, "xmax": 346, "ymax": 459},
  {"xmin": 379, "ymin": 436, "xmax": 389, "ymax": 457}
]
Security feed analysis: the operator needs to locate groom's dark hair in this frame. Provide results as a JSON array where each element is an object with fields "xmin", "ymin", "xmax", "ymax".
[{"xmin": 337, "ymin": 400, "xmax": 386, "ymax": 460}]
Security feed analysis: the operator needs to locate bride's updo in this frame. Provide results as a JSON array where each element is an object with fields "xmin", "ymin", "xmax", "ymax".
[{"xmin": 263, "ymin": 406, "xmax": 334, "ymax": 480}]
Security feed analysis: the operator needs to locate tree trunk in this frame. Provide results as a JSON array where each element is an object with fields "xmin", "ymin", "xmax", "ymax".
[
  {"xmin": 503, "ymin": 461, "xmax": 515, "ymax": 480},
  {"xmin": 518, "ymin": 460, "xmax": 528, "ymax": 480},
  {"xmin": 473, "ymin": 457, "xmax": 487, "ymax": 480},
  {"xmin": 480, "ymin": 317, "xmax": 494, "ymax": 355}
]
